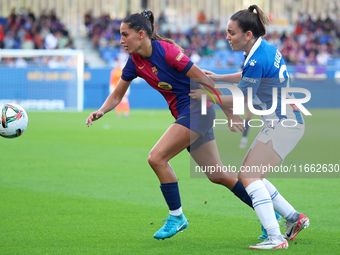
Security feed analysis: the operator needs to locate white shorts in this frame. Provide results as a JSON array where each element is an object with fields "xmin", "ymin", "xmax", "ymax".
[{"xmin": 249, "ymin": 118, "xmax": 305, "ymax": 161}]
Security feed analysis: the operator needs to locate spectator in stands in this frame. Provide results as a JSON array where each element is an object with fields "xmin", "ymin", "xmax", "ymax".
[
  {"xmin": 178, "ymin": 34, "xmax": 190, "ymax": 49},
  {"xmin": 31, "ymin": 26, "xmax": 44, "ymax": 49},
  {"xmin": 3, "ymin": 30, "xmax": 16, "ymax": 49},
  {"xmin": 296, "ymin": 49, "xmax": 307, "ymax": 64},
  {"xmin": 56, "ymin": 29, "xmax": 69, "ymax": 49},
  {"xmin": 83, "ymin": 8, "xmax": 340, "ymax": 67},
  {"xmin": 0, "ymin": 23, "xmax": 4, "ymax": 48},
  {"xmin": 27, "ymin": 7, "xmax": 36, "ymax": 23},
  {"xmin": 331, "ymin": 36, "xmax": 340, "ymax": 55},
  {"xmin": 21, "ymin": 30, "xmax": 34, "ymax": 49},
  {"xmin": 157, "ymin": 11, "xmax": 167, "ymax": 26},
  {"xmin": 7, "ymin": 8, "xmax": 17, "ymax": 30},
  {"xmin": 117, "ymin": 48, "xmax": 128, "ymax": 65},
  {"xmin": 316, "ymin": 44, "xmax": 330, "ymax": 65},
  {"xmin": 215, "ymin": 34, "xmax": 228, "ymax": 50},
  {"xmin": 190, "ymin": 50, "xmax": 201, "ymax": 64},
  {"xmin": 197, "ymin": 10, "xmax": 207, "ymax": 24},
  {"xmin": 17, "ymin": 23, "xmax": 27, "ymax": 42},
  {"xmin": 267, "ymin": 31, "xmax": 282, "ymax": 49},
  {"xmin": 40, "ymin": 23, "xmax": 51, "ymax": 42},
  {"xmin": 204, "ymin": 37, "xmax": 216, "ymax": 56},
  {"xmin": 44, "ymin": 29, "xmax": 58, "ymax": 49},
  {"xmin": 1, "ymin": 7, "xmax": 73, "ymax": 51},
  {"xmin": 305, "ymin": 50, "xmax": 318, "ymax": 64},
  {"xmin": 84, "ymin": 10, "xmax": 93, "ymax": 28}
]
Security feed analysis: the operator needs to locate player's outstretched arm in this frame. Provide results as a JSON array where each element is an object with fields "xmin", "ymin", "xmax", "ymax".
[
  {"xmin": 86, "ymin": 110, "xmax": 105, "ymax": 127},
  {"xmin": 202, "ymin": 70, "xmax": 242, "ymax": 83},
  {"xmin": 86, "ymin": 79, "xmax": 131, "ymax": 127}
]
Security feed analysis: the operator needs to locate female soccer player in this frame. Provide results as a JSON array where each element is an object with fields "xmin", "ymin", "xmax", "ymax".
[
  {"xmin": 86, "ymin": 10, "xmax": 255, "ymax": 241},
  {"xmin": 190, "ymin": 5, "xmax": 309, "ymax": 250}
]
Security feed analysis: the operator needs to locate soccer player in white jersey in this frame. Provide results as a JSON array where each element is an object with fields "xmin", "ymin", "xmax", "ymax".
[{"xmin": 190, "ymin": 5, "xmax": 309, "ymax": 250}]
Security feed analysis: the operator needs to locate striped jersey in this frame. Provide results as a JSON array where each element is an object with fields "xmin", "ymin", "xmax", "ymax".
[{"xmin": 121, "ymin": 40, "xmax": 204, "ymax": 119}]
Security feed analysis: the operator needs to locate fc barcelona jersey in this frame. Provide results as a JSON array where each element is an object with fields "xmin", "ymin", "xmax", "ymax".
[{"xmin": 121, "ymin": 40, "xmax": 200, "ymax": 119}]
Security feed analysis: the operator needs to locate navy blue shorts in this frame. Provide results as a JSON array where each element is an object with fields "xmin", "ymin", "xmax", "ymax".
[{"xmin": 174, "ymin": 106, "xmax": 215, "ymax": 152}]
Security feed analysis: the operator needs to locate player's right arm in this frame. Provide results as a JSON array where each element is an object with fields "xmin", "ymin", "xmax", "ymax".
[
  {"xmin": 203, "ymin": 70, "xmax": 242, "ymax": 84},
  {"xmin": 86, "ymin": 78, "xmax": 131, "ymax": 127}
]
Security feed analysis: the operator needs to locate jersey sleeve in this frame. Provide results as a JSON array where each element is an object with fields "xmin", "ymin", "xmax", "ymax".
[
  {"xmin": 121, "ymin": 55, "xmax": 137, "ymax": 82},
  {"xmin": 238, "ymin": 64, "xmax": 263, "ymax": 99},
  {"xmin": 160, "ymin": 41, "xmax": 194, "ymax": 74}
]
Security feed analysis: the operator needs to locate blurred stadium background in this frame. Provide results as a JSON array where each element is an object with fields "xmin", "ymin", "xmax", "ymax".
[{"xmin": 0, "ymin": 0, "xmax": 339, "ymax": 111}]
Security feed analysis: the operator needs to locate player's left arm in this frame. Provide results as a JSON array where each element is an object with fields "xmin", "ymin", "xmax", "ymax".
[
  {"xmin": 186, "ymin": 64, "xmax": 215, "ymax": 88},
  {"xmin": 187, "ymin": 65, "xmax": 244, "ymax": 132}
]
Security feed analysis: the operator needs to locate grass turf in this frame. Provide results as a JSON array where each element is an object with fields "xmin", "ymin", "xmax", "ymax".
[{"xmin": 0, "ymin": 109, "xmax": 339, "ymax": 254}]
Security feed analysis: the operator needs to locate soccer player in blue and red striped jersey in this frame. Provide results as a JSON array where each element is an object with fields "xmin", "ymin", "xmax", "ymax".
[{"xmin": 86, "ymin": 10, "xmax": 254, "ymax": 240}]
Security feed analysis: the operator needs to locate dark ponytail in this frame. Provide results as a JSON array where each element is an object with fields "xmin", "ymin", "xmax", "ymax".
[
  {"xmin": 230, "ymin": 5, "xmax": 270, "ymax": 38},
  {"xmin": 123, "ymin": 10, "xmax": 184, "ymax": 52}
]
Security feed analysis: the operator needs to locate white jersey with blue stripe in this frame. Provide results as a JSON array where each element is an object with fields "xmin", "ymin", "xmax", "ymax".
[{"xmin": 238, "ymin": 38, "xmax": 303, "ymax": 124}]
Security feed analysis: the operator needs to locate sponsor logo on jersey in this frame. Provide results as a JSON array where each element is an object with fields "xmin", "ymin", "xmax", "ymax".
[
  {"xmin": 176, "ymin": 52, "xmax": 184, "ymax": 61},
  {"xmin": 158, "ymin": 82, "xmax": 172, "ymax": 90},
  {"xmin": 242, "ymin": 76, "xmax": 258, "ymax": 84}
]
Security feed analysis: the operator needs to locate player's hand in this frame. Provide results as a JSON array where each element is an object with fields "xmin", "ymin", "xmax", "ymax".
[
  {"xmin": 86, "ymin": 110, "xmax": 104, "ymax": 127},
  {"xmin": 202, "ymin": 70, "xmax": 219, "ymax": 82},
  {"xmin": 189, "ymin": 89, "xmax": 206, "ymax": 101},
  {"xmin": 227, "ymin": 114, "xmax": 245, "ymax": 133}
]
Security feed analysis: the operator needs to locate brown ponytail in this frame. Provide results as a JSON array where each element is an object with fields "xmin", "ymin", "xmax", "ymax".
[
  {"xmin": 230, "ymin": 5, "xmax": 270, "ymax": 38},
  {"xmin": 123, "ymin": 10, "xmax": 184, "ymax": 52}
]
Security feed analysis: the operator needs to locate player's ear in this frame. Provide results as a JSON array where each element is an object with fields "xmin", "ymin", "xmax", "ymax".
[
  {"xmin": 138, "ymin": 30, "xmax": 145, "ymax": 39},
  {"xmin": 245, "ymin": 31, "xmax": 253, "ymax": 41}
]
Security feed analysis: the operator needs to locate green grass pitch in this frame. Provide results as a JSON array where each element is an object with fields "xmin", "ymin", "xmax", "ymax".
[{"xmin": 1, "ymin": 109, "xmax": 339, "ymax": 254}]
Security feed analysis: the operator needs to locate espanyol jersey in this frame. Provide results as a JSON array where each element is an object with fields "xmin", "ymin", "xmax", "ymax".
[
  {"xmin": 121, "ymin": 40, "xmax": 204, "ymax": 119},
  {"xmin": 239, "ymin": 38, "xmax": 303, "ymax": 124}
]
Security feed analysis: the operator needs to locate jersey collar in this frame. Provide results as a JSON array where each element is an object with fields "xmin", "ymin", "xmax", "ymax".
[{"xmin": 243, "ymin": 37, "xmax": 262, "ymax": 67}]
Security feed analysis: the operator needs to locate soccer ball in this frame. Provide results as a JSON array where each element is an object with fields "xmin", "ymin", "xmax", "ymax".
[{"xmin": 0, "ymin": 103, "xmax": 28, "ymax": 138}]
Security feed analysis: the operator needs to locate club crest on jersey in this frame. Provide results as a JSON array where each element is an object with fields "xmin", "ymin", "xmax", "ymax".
[
  {"xmin": 152, "ymin": 66, "xmax": 158, "ymax": 75},
  {"xmin": 158, "ymin": 82, "xmax": 173, "ymax": 90},
  {"xmin": 249, "ymin": 59, "xmax": 257, "ymax": 66}
]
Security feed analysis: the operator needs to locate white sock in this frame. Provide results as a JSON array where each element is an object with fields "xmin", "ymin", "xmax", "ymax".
[
  {"xmin": 169, "ymin": 207, "xmax": 182, "ymax": 216},
  {"xmin": 262, "ymin": 178, "xmax": 296, "ymax": 219},
  {"xmin": 246, "ymin": 180, "xmax": 281, "ymax": 237}
]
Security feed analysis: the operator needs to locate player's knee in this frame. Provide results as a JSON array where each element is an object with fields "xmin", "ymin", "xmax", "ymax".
[
  {"xmin": 148, "ymin": 151, "xmax": 156, "ymax": 168},
  {"xmin": 148, "ymin": 149, "xmax": 163, "ymax": 170},
  {"xmin": 238, "ymin": 171, "xmax": 243, "ymax": 180},
  {"xmin": 208, "ymin": 177, "xmax": 223, "ymax": 185}
]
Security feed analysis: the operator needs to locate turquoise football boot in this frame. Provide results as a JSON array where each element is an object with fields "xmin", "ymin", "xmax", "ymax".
[{"xmin": 154, "ymin": 213, "xmax": 188, "ymax": 240}]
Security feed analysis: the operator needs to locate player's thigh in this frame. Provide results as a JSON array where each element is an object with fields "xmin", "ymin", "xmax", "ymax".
[
  {"xmin": 190, "ymin": 139, "xmax": 221, "ymax": 166},
  {"xmin": 190, "ymin": 140, "xmax": 238, "ymax": 180},
  {"xmin": 150, "ymin": 123, "xmax": 200, "ymax": 162},
  {"xmin": 239, "ymin": 140, "xmax": 282, "ymax": 187}
]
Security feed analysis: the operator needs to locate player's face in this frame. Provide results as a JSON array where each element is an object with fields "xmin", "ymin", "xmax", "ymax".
[
  {"xmin": 226, "ymin": 20, "xmax": 249, "ymax": 52},
  {"xmin": 120, "ymin": 22, "xmax": 142, "ymax": 54}
]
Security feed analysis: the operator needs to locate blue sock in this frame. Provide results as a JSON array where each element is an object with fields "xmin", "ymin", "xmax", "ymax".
[
  {"xmin": 231, "ymin": 181, "xmax": 253, "ymax": 208},
  {"xmin": 160, "ymin": 182, "xmax": 182, "ymax": 211}
]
